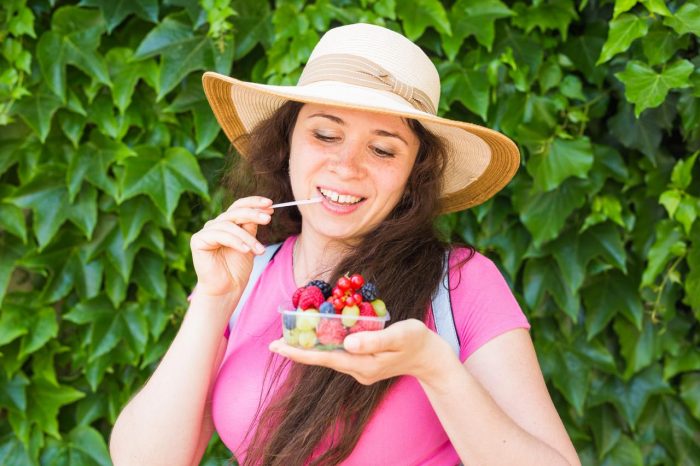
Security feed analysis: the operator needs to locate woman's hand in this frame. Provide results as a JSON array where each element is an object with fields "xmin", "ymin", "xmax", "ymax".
[
  {"xmin": 190, "ymin": 196, "xmax": 273, "ymax": 297},
  {"xmin": 269, "ymin": 319, "xmax": 454, "ymax": 385}
]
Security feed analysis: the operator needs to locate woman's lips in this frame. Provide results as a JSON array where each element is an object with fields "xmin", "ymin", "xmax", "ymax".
[{"xmin": 317, "ymin": 187, "xmax": 366, "ymax": 214}]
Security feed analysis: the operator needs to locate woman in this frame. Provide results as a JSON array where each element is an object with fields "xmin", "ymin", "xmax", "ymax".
[{"xmin": 110, "ymin": 23, "xmax": 580, "ymax": 466}]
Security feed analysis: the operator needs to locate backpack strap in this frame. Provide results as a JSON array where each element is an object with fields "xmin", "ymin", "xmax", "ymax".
[
  {"xmin": 432, "ymin": 250, "xmax": 460, "ymax": 357},
  {"xmin": 228, "ymin": 242, "xmax": 283, "ymax": 332}
]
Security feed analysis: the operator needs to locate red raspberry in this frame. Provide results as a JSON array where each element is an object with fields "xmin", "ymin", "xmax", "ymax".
[
  {"xmin": 359, "ymin": 302, "xmax": 376, "ymax": 317},
  {"xmin": 317, "ymin": 319, "xmax": 347, "ymax": 345},
  {"xmin": 292, "ymin": 286, "xmax": 305, "ymax": 307},
  {"xmin": 348, "ymin": 319, "xmax": 383, "ymax": 333},
  {"xmin": 298, "ymin": 286, "xmax": 325, "ymax": 310}
]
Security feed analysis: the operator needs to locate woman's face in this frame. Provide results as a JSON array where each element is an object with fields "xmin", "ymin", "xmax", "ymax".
[{"xmin": 289, "ymin": 103, "xmax": 420, "ymax": 242}]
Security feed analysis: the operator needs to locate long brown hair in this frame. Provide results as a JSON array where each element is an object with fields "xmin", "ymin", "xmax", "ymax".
[{"xmin": 224, "ymin": 101, "xmax": 461, "ymax": 465}]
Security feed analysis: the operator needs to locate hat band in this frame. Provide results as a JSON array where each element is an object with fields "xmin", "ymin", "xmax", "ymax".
[{"xmin": 298, "ymin": 54, "xmax": 437, "ymax": 114}]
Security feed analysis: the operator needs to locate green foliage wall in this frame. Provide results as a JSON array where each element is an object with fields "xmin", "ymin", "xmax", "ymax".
[{"xmin": 0, "ymin": 0, "xmax": 698, "ymax": 464}]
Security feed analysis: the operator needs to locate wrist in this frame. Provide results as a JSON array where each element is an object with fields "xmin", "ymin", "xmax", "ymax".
[{"xmin": 415, "ymin": 330, "xmax": 462, "ymax": 387}]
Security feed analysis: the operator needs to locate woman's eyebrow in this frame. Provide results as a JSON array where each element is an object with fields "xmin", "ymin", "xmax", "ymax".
[{"xmin": 308, "ymin": 113, "xmax": 408, "ymax": 146}]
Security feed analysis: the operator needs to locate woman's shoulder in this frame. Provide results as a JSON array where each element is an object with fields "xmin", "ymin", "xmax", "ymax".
[{"xmin": 447, "ymin": 245, "xmax": 501, "ymax": 279}]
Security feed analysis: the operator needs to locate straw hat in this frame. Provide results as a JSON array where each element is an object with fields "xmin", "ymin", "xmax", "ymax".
[{"xmin": 202, "ymin": 23, "xmax": 520, "ymax": 213}]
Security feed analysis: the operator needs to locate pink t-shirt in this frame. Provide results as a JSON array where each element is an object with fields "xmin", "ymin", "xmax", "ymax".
[{"xmin": 210, "ymin": 236, "xmax": 530, "ymax": 465}]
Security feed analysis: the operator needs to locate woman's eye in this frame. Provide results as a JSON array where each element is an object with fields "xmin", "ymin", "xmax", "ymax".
[
  {"xmin": 373, "ymin": 146, "xmax": 395, "ymax": 158},
  {"xmin": 313, "ymin": 131, "xmax": 338, "ymax": 142}
]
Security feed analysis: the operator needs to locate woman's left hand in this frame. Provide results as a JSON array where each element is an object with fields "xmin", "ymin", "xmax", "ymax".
[{"xmin": 268, "ymin": 319, "xmax": 452, "ymax": 385}]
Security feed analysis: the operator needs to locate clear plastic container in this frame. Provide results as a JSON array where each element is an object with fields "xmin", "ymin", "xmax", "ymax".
[{"xmin": 278, "ymin": 302, "xmax": 391, "ymax": 350}]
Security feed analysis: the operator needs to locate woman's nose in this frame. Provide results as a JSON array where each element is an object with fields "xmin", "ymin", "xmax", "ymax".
[{"xmin": 329, "ymin": 143, "xmax": 364, "ymax": 178}]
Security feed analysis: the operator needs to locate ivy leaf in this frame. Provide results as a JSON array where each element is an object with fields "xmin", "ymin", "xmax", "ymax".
[
  {"xmin": 685, "ymin": 235, "xmax": 700, "ymax": 313},
  {"xmin": 80, "ymin": 0, "xmax": 159, "ymax": 33},
  {"xmin": 609, "ymin": 102, "xmax": 662, "ymax": 161},
  {"xmin": 438, "ymin": 62, "xmax": 489, "ymax": 119},
  {"xmin": 396, "ymin": 0, "xmax": 451, "ymax": 40},
  {"xmin": 601, "ymin": 435, "xmax": 644, "ymax": 466},
  {"xmin": 613, "ymin": 0, "xmax": 638, "ymax": 19},
  {"xmin": 132, "ymin": 251, "xmax": 167, "ymax": 300},
  {"xmin": 13, "ymin": 89, "xmax": 63, "ymax": 143},
  {"xmin": 589, "ymin": 364, "xmax": 672, "ymax": 428},
  {"xmin": 106, "ymin": 48, "xmax": 158, "ymax": 113},
  {"xmin": 615, "ymin": 60, "xmax": 693, "ymax": 116},
  {"xmin": 589, "ymin": 406, "xmax": 622, "ymax": 460},
  {"xmin": 640, "ymin": 0, "xmax": 671, "ymax": 17},
  {"xmin": 231, "ymin": 0, "xmax": 273, "ymax": 59},
  {"xmin": 0, "ymin": 202, "xmax": 27, "ymax": 243},
  {"xmin": 26, "ymin": 377, "xmax": 85, "ymax": 438},
  {"xmin": 582, "ymin": 271, "xmax": 644, "ymax": 340},
  {"xmin": 133, "ymin": 15, "xmax": 193, "ymax": 59},
  {"xmin": 527, "ymin": 136, "xmax": 593, "ymax": 192},
  {"xmin": 443, "ymin": 0, "xmax": 513, "ymax": 59},
  {"xmin": 562, "ymin": 34, "xmax": 606, "ymax": 86},
  {"xmin": 615, "ymin": 318, "xmax": 660, "ymax": 380},
  {"xmin": 680, "ymin": 374, "xmax": 700, "ymax": 419},
  {"xmin": 512, "ymin": 0, "xmax": 579, "ymax": 41},
  {"xmin": 0, "ymin": 238, "xmax": 27, "ymax": 306},
  {"xmin": 641, "ymin": 220, "xmax": 685, "ymax": 287},
  {"xmin": 597, "ymin": 13, "xmax": 649, "ymax": 65},
  {"xmin": 513, "ymin": 178, "xmax": 588, "ymax": 247},
  {"xmin": 538, "ymin": 336, "xmax": 589, "ymax": 414},
  {"xmin": 670, "ymin": 151, "xmax": 699, "ymax": 190},
  {"xmin": 117, "ymin": 146, "xmax": 209, "ymax": 222},
  {"xmin": 642, "ymin": 28, "xmax": 687, "ymax": 67},
  {"xmin": 8, "ymin": 175, "xmax": 69, "ymax": 249},
  {"xmin": 523, "ymin": 257, "xmax": 580, "ymax": 322},
  {"xmin": 36, "ymin": 6, "xmax": 111, "ymax": 101},
  {"xmin": 663, "ymin": 2, "xmax": 700, "ymax": 37}
]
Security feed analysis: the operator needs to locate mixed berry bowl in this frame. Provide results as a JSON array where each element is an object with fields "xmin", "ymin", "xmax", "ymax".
[{"xmin": 279, "ymin": 274, "xmax": 390, "ymax": 350}]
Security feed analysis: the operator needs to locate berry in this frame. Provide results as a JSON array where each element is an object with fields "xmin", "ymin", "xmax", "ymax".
[
  {"xmin": 308, "ymin": 280, "xmax": 332, "ymax": 299},
  {"xmin": 317, "ymin": 319, "xmax": 347, "ymax": 346},
  {"xmin": 283, "ymin": 312, "xmax": 296, "ymax": 330},
  {"xmin": 337, "ymin": 276, "xmax": 352, "ymax": 291},
  {"xmin": 349, "ymin": 319, "xmax": 383, "ymax": 333},
  {"xmin": 332, "ymin": 287, "xmax": 344, "ymax": 299},
  {"xmin": 341, "ymin": 305, "xmax": 360, "ymax": 327},
  {"xmin": 359, "ymin": 302, "xmax": 376, "ymax": 317},
  {"xmin": 370, "ymin": 299, "xmax": 387, "ymax": 317},
  {"xmin": 319, "ymin": 302, "xmax": 335, "ymax": 314},
  {"xmin": 360, "ymin": 283, "xmax": 378, "ymax": 302},
  {"xmin": 297, "ymin": 309, "xmax": 320, "ymax": 331},
  {"xmin": 292, "ymin": 286, "xmax": 306, "ymax": 307},
  {"xmin": 352, "ymin": 293, "xmax": 363, "ymax": 304},
  {"xmin": 298, "ymin": 286, "xmax": 325, "ymax": 310},
  {"xmin": 345, "ymin": 296, "xmax": 356, "ymax": 306},
  {"xmin": 350, "ymin": 273, "xmax": 365, "ymax": 290},
  {"xmin": 332, "ymin": 298, "xmax": 344, "ymax": 311},
  {"xmin": 298, "ymin": 330, "xmax": 317, "ymax": 348}
]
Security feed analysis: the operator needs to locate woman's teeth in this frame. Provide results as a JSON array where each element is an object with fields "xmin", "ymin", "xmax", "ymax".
[{"xmin": 319, "ymin": 188, "xmax": 363, "ymax": 205}]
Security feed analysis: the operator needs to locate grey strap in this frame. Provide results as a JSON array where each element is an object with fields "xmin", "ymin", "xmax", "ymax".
[
  {"xmin": 228, "ymin": 243, "xmax": 283, "ymax": 332},
  {"xmin": 432, "ymin": 251, "xmax": 460, "ymax": 357}
]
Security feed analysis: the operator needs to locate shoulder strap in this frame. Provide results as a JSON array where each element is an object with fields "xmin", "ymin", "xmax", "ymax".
[
  {"xmin": 432, "ymin": 250, "xmax": 460, "ymax": 357},
  {"xmin": 228, "ymin": 242, "xmax": 283, "ymax": 332}
]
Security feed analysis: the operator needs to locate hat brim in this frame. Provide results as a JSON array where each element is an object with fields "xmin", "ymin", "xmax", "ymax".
[{"xmin": 202, "ymin": 71, "xmax": 520, "ymax": 213}]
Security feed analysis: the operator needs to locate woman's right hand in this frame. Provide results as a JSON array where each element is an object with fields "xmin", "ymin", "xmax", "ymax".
[{"xmin": 190, "ymin": 196, "xmax": 274, "ymax": 297}]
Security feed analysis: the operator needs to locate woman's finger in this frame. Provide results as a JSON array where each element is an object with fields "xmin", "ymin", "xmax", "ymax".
[
  {"xmin": 269, "ymin": 339, "xmax": 373, "ymax": 372},
  {"xmin": 228, "ymin": 196, "xmax": 273, "ymax": 211},
  {"xmin": 201, "ymin": 224, "xmax": 266, "ymax": 254},
  {"xmin": 208, "ymin": 208, "xmax": 272, "ymax": 228},
  {"xmin": 191, "ymin": 229, "xmax": 255, "ymax": 254}
]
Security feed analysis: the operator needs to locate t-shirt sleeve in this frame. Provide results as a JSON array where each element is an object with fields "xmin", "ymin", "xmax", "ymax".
[{"xmin": 448, "ymin": 249, "xmax": 530, "ymax": 362}]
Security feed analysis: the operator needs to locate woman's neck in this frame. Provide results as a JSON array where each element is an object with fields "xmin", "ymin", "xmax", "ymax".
[{"xmin": 292, "ymin": 231, "xmax": 349, "ymax": 286}]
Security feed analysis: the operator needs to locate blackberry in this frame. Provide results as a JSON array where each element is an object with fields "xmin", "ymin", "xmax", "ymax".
[
  {"xmin": 319, "ymin": 302, "xmax": 335, "ymax": 315},
  {"xmin": 307, "ymin": 279, "xmax": 332, "ymax": 299},
  {"xmin": 283, "ymin": 313, "xmax": 296, "ymax": 330},
  {"xmin": 360, "ymin": 282, "xmax": 378, "ymax": 301}
]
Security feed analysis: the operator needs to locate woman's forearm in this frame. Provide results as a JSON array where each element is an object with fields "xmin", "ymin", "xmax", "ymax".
[
  {"xmin": 109, "ymin": 291, "xmax": 238, "ymax": 466},
  {"xmin": 416, "ymin": 336, "xmax": 573, "ymax": 466}
]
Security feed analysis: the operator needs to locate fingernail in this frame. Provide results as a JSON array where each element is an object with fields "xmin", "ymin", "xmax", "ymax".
[
  {"xmin": 255, "ymin": 243, "xmax": 265, "ymax": 253},
  {"xmin": 259, "ymin": 212, "xmax": 271, "ymax": 221},
  {"xmin": 344, "ymin": 336, "xmax": 359, "ymax": 351}
]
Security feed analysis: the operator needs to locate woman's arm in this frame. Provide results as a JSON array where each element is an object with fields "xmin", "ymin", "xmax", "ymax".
[
  {"xmin": 270, "ymin": 321, "xmax": 580, "ymax": 466},
  {"xmin": 417, "ymin": 328, "xmax": 581, "ymax": 466},
  {"xmin": 109, "ymin": 292, "xmax": 234, "ymax": 466}
]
